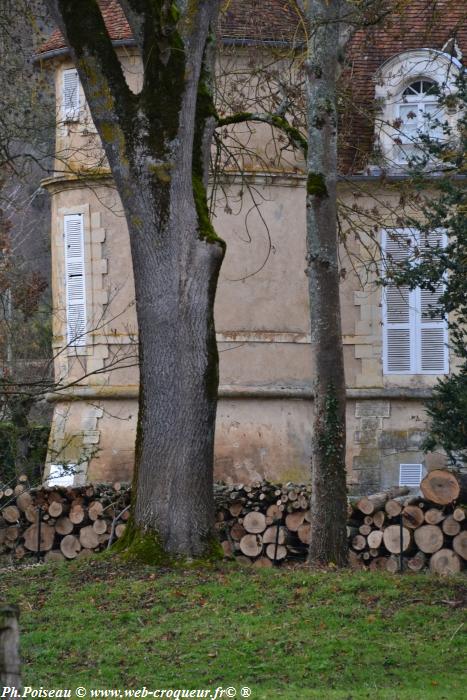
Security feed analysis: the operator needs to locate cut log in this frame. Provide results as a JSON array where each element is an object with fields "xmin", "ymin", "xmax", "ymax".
[
  {"xmin": 44, "ymin": 550, "xmax": 65, "ymax": 563},
  {"xmin": 385, "ymin": 555, "xmax": 402, "ymax": 573},
  {"xmin": 385, "ymin": 500, "xmax": 402, "ymax": 518},
  {"xmin": 369, "ymin": 557, "xmax": 388, "ymax": 571},
  {"xmin": 265, "ymin": 543, "xmax": 287, "ymax": 561},
  {"xmin": 429, "ymin": 548, "xmax": 462, "ymax": 575},
  {"xmin": 383, "ymin": 525, "xmax": 411, "ymax": 554},
  {"xmin": 266, "ymin": 504, "xmax": 282, "ymax": 520},
  {"xmin": 79, "ymin": 526, "xmax": 99, "ymax": 550},
  {"xmin": 88, "ymin": 501, "xmax": 104, "ymax": 521},
  {"xmin": 2, "ymin": 507, "xmax": 20, "ymax": 524},
  {"xmin": 452, "ymin": 532, "xmax": 467, "ymax": 560},
  {"xmin": 221, "ymin": 540, "xmax": 233, "ymax": 557},
  {"xmin": 262, "ymin": 526, "xmax": 286, "ymax": 545},
  {"xmin": 452, "ymin": 507, "xmax": 466, "ymax": 523},
  {"xmin": 402, "ymin": 505, "xmax": 424, "ymax": 530},
  {"xmin": 239, "ymin": 534, "xmax": 262, "ymax": 558},
  {"xmin": 13, "ymin": 545, "xmax": 26, "ymax": 560},
  {"xmin": 351, "ymin": 535, "xmax": 367, "ymax": 551},
  {"xmin": 420, "ymin": 469, "xmax": 460, "ymax": 505},
  {"xmin": 348, "ymin": 550, "xmax": 364, "ymax": 570},
  {"xmin": 69, "ymin": 504, "xmax": 85, "ymax": 524},
  {"xmin": 414, "ymin": 525, "xmax": 444, "ymax": 554},
  {"xmin": 24, "ymin": 506, "xmax": 38, "ymax": 523},
  {"xmin": 441, "ymin": 515, "xmax": 461, "ymax": 537},
  {"xmin": 407, "ymin": 551, "xmax": 427, "ymax": 572},
  {"xmin": 358, "ymin": 524, "xmax": 372, "ymax": 536},
  {"xmin": 92, "ymin": 519, "xmax": 108, "ymax": 535},
  {"xmin": 285, "ymin": 511, "xmax": 305, "ymax": 531},
  {"xmin": 252, "ymin": 557, "xmax": 273, "ymax": 568},
  {"xmin": 16, "ymin": 492, "xmax": 33, "ymax": 512},
  {"xmin": 234, "ymin": 555, "xmax": 252, "ymax": 566},
  {"xmin": 55, "ymin": 516, "xmax": 73, "ymax": 536},
  {"xmin": 373, "ymin": 511, "xmax": 385, "ymax": 529},
  {"xmin": 229, "ymin": 502, "xmax": 243, "ymax": 518},
  {"xmin": 115, "ymin": 524, "xmax": 126, "ymax": 539},
  {"xmin": 230, "ymin": 523, "xmax": 246, "ymax": 541},
  {"xmin": 5, "ymin": 527, "xmax": 20, "ymax": 542},
  {"xmin": 23, "ymin": 523, "xmax": 55, "ymax": 552},
  {"xmin": 297, "ymin": 523, "xmax": 311, "ymax": 545},
  {"xmin": 356, "ymin": 487, "xmax": 409, "ymax": 515},
  {"xmin": 243, "ymin": 511, "xmax": 266, "ymax": 534},
  {"xmin": 48, "ymin": 502, "xmax": 63, "ymax": 518},
  {"xmin": 60, "ymin": 534, "xmax": 81, "ymax": 559},
  {"xmin": 424, "ymin": 508, "xmax": 445, "ymax": 525},
  {"xmin": 367, "ymin": 530, "xmax": 383, "ymax": 549}
]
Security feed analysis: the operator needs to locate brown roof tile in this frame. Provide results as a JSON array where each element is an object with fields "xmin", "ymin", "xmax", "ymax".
[
  {"xmin": 39, "ymin": 1, "xmax": 466, "ymax": 173},
  {"xmin": 38, "ymin": 0, "xmax": 303, "ymax": 54}
]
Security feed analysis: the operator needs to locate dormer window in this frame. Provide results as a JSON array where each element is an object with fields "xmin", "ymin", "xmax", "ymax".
[
  {"xmin": 395, "ymin": 79, "xmax": 444, "ymax": 163},
  {"xmin": 374, "ymin": 49, "xmax": 460, "ymax": 171}
]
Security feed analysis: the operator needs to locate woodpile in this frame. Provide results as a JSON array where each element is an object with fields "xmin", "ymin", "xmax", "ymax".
[
  {"xmin": 0, "ymin": 480, "xmax": 130, "ymax": 564},
  {"xmin": 346, "ymin": 471, "xmax": 467, "ymax": 574},
  {"xmin": 1, "ymin": 469, "xmax": 465, "ymax": 574}
]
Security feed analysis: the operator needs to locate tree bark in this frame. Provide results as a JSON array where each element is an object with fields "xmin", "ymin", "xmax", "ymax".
[
  {"xmin": 305, "ymin": 0, "xmax": 348, "ymax": 567},
  {"xmin": 45, "ymin": 0, "xmax": 224, "ymax": 558},
  {"xmin": 0, "ymin": 605, "xmax": 21, "ymax": 696}
]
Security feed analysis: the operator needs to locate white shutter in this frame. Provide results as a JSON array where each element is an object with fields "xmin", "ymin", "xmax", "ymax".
[
  {"xmin": 382, "ymin": 230, "xmax": 416, "ymax": 374},
  {"xmin": 382, "ymin": 228, "xmax": 448, "ymax": 375},
  {"xmin": 417, "ymin": 230, "xmax": 448, "ymax": 373},
  {"xmin": 62, "ymin": 69, "xmax": 80, "ymax": 121},
  {"xmin": 64, "ymin": 214, "xmax": 86, "ymax": 346}
]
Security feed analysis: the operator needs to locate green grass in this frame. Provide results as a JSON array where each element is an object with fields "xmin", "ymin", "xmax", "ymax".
[{"xmin": 1, "ymin": 557, "xmax": 466, "ymax": 699}]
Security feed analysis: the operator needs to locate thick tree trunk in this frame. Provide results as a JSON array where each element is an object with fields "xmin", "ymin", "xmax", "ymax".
[
  {"xmin": 46, "ymin": 0, "xmax": 223, "ymax": 558},
  {"xmin": 305, "ymin": 0, "xmax": 348, "ymax": 567},
  {"xmin": 0, "ymin": 605, "xmax": 21, "ymax": 695}
]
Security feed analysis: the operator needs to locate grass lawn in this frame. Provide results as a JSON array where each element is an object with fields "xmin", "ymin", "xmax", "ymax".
[{"xmin": 1, "ymin": 557, "xmax": 466, "ymax": 699}]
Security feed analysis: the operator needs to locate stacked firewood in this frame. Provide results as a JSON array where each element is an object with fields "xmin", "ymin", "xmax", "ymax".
[
  {"xmin": 0, "ymin": 480, "xmax": 130, "ymax": 563},
  {"xmin": 1, "ymin": 470, "xmax": 465, "ymax": 573},
  {"xmin": 215, "ymin": 481, "xmax": 312, "ymax": 567},
  {"xmin": 347, "ymin": 470, "xmax": 467, "ymax": 575},
  {"xmin": 216, "ymin": 471, "xmax": 466, "ymax": 572}
]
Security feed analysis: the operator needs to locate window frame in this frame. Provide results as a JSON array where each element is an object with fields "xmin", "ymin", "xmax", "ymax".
[
  {"xmin": 381, "ymin": 228, "xmax": 449, "ymax": 376},
  {"xmin": 374, "ymin": 49, "xmax": 461, "ymax": 169},
  {"xmin": 394, "ymin": 79, "xmax": 444, "ymax": 164}
]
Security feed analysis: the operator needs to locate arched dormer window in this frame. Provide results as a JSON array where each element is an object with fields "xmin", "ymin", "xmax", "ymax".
[{"xmin": 374, "ymin": 49, "xmax": 460, "ymax": 169}]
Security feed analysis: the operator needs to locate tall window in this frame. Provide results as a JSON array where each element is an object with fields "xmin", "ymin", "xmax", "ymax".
[
  {"xmin": 64, "ymin": 214, "xmax": 87, "ymax": 347},
  {"xmin": 62, "ymin": 68, "xmax": 80, "ymax": 121},
  {"xmin": 382, "ymin": 229, "xmax": 448, "ymax": 375},
  {"xmin": 395, "ymin": 79, "xmax": 444, "ymax": 163}
]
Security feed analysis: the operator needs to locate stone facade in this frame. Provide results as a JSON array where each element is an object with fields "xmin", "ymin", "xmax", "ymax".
[{"xmin": 39, "ymin": 4, "xmax": 465, "ymax": 494}]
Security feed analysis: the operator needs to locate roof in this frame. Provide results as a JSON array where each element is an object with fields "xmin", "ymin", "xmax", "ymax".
[
  {"xmin": 342, "ymin": 0, "xmax": 467, "ymax": 171},
  {"xmin": 39, "ymin": 0, "xmax": 466, "ymax": 173},
  {"xmin": 38, "ymin": 0, "xmax": 304, "ymax": 56}
]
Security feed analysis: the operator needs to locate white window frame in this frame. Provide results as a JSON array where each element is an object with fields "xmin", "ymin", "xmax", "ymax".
[
  {"xmin": 374, "ymin": 49, "xmax": 461, "ymax": 169},
  {"xmin": 62, "ymin": 68, "xmax": 81, "ymax": 122},
  {"xmin": 394, "ymin": 80, "xmax": 445, "ymax": 165},
  {"xmin": 64, "ymin": 213, "xmax": 87, "ymax": 348},
  {"xmin": 382, "ymin": 228, "xmax": 449, "ymax": 375}
]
